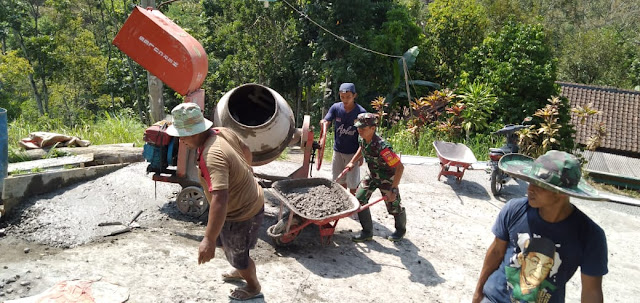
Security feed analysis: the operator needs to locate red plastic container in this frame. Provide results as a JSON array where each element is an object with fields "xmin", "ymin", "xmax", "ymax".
[{"xmin": 112, "ymin": 6, "xmax": 208, "ymax": 96}]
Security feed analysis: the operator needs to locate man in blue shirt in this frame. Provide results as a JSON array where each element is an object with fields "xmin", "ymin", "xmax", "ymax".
[
  {"xmin": 320, "ymin": 83, "xmax": 368, "ymax": 195},
  {"xmin": 473, "ymin": 151, "xmax": 608, "ymax": 303}
]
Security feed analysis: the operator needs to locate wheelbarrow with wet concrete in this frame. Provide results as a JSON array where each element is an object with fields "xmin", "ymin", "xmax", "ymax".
[{"xmin": 266, "ymin": 178, "xmax": 385, "ymax": 246}]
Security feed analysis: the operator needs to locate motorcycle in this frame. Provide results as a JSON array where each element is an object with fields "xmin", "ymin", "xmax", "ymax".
[{"xmin": 488, "ymin": 120, "xmax": 531, "ymax": 196}]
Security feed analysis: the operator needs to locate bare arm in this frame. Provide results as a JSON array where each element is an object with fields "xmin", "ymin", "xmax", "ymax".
[
  {"xmin": 581, "ymin": 274, "xmax": 603, "ymax": 303},
  {"xmin": 472, "ymin": 237, "xmax": 508, "ymax": 303},
  {"xmin": 319, "ymin": 120, "xmax": 330, "ymax": 146},
  {"xmin": 346, "ymin": 146, "xmax": 363, "ymax": 170},
  {"xmin": 198, "ymin": 189, "xmax": 228, "ymax": 264},
  {"xmin": 391, "ymin": 161, "xmax": 404, "ymax": 189}
]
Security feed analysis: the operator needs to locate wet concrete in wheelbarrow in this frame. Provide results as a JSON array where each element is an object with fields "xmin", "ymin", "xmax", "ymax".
[{"xmin": 280, "ymin": 183, "xmax": 354, "ymax": 219}]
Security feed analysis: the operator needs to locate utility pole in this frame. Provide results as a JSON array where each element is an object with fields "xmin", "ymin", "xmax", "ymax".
[{"xmin": 140, "ymin": 0, "xmax": 164, "ymax": 123}]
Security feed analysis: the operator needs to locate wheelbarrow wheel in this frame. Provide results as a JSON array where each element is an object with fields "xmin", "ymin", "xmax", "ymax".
[
  {"xmin": 267, "ymin": 224, "xmax": 300, "ymax": 246},
  {"xmin": 490, "ymin": 169, "xmax": 503, "ymax": 196},
  {"xmin": 176, "ymin": 186, "xmax": 209, "ymax": 217}
]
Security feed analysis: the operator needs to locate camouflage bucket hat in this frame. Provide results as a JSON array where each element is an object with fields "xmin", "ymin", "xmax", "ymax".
[
  {"xmin": 354, "ymin": 113, "xmax": 378, "ymax": 128},
  {"xmin": 498, "ymin": 150, "xmax": 606, "ymax": 201},
  {"xmin": 166, "ymin": 103, "xmax": 213, "ymax": 137}
]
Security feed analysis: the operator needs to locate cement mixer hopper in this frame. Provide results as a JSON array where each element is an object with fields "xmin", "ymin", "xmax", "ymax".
[{"xmin": 112, "ymin": 6, "xmax": 207, "ymax": 96}]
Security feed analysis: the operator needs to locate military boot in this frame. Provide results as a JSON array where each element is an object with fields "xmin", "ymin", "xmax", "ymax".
[
  {"xmin": 387, "ymin": 209, "xmax": 406, "ymax": 242},
  {"xmin": 352, "ymin": 208, "xmax": 373, "ymax": 242}
]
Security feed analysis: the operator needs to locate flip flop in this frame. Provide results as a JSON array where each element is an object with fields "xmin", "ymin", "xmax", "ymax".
[
  {"xmin": 221, "ymin": 272, "xmax": 245, "ymax": 282},
  {"xmin": 228, "ymin": 287, "xmax": 264, "ymax": 301}
]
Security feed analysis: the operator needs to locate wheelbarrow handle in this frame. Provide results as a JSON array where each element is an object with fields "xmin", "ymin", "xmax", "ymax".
[
  {"xmin": 358, "ymin": 197, "xmax": 386, "ymax": 212},
  {"xmin": 334, "ymin": 166, "xmax": 351, "ymax": 182}
]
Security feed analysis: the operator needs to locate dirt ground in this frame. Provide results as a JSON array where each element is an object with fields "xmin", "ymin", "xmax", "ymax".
[{"xmin": 1, "ymin": 150, "xmax": 639, "ymax": 302}]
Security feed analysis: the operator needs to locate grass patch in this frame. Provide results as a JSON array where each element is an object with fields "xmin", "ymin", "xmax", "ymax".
[
  {"xmin": 587, "ymin": 178, "xmax": 640, "ymax": 199},
  {"xmin": 8, "ymin": 111, "xmax": 147, "ymax": 163},
  {"xmin": 8, "ymin": 146, "xmax": 30, "ymax": 163}
]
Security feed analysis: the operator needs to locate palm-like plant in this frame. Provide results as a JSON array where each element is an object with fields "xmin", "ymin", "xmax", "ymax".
[{"xmin": 456, "ymin": 81, "xmax": 497, "ymax": 141}]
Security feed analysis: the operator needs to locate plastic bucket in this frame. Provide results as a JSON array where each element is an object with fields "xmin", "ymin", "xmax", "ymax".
[{"xmin": 0, "ymin": 108, "xmax": 7, "ymax": 195}]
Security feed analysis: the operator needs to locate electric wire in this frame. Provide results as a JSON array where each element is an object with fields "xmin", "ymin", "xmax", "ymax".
[
  {"xmin": 278, "ymin": 0, "xmax": 414, "ymax": 106},
  {"xmin": 279, "ymin": 0, "xmax": 403, "ymax": 59}
]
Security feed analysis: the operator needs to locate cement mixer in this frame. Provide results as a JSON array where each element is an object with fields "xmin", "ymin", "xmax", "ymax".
[{"xmin": 112, "ymin": 7, "xmax": 323, "ymax": 217}]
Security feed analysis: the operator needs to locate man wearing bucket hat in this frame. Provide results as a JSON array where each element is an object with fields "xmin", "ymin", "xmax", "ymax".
[
  {"xmin": 345, "ymin": 113, "xmax": 406, "ymax": 242},
  {"xmin": 320, "ymin": 82, "xmax": 368, "ymax": 195},
  {"xmin": 166, "ymin": 103, "xmax": 265, "ymax": 301},
  {"xmin": 473, "ymin": 150, "xmax": 608, "ymax": 303}
]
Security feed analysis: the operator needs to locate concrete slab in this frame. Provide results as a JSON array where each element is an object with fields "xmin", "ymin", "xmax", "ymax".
[
  {"xmin": 1, "ymin": 163, "xmax": 128, "ymax": 218},
  {"xmin": 8, "ymin": 154, "xmax": 94, "ymax": 174}
]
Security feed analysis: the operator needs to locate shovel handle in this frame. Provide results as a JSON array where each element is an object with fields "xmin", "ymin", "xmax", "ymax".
[
  {"xmin": 358, "ymin": 197, "xmax": 386, "ymax": 212},
  {"xmin": 334, "ymin": 166, "xmax": 351, "ymax": 182}
]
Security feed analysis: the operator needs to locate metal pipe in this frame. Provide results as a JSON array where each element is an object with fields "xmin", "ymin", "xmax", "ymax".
[{"xmin": 0, "ymin": 108, "xmax": 7, "ymax": 197}]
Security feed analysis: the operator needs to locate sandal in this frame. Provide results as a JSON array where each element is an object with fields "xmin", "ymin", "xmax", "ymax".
[{"xmin": 228, "ymin": 287, "xmax": 264, "ymax": 301}]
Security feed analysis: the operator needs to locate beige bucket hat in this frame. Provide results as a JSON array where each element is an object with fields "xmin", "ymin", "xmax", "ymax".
[{"xmin": 166, "ymin": 103, "xmax": 213, "ymax": 137}]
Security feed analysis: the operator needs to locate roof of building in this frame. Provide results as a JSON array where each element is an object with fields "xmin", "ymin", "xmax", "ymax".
[{"xmin": 559, "ymin": 82, "xmax": 640, "ymax": 155}]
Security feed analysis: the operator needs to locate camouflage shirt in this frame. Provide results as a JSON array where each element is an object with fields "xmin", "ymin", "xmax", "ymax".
[{"xmin": 359, "ymin": 134, "xmax": 401, "ymax": 180}]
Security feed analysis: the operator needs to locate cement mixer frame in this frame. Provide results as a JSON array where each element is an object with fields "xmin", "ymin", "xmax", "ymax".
[
  {"xmin": 151, "ymin": 111, "xmax": 323, "ymax": 218},
  {"xmin": 112, "ymin": 7, "xmax": 326, "ymax": 217}
]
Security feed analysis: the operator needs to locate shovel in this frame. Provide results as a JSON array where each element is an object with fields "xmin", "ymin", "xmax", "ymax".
[{"xmin": 334, "ymin": 166, "xmax": 351, "ymax": 183}]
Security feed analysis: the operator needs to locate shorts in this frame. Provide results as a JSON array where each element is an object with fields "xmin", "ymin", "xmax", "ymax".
[
  {"xmin": 332, "ymin": 151, "xmax": 360, "ymax": 189},
  {"xmin": 215, "ymin": 208, "xmax": 264, "ymax": 270},
  {"xmin": 480, "ymin": 296, "xmax": 494, "ymax": 303}
]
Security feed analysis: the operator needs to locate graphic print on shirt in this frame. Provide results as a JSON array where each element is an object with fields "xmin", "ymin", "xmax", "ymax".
[
  {"xmin": 506, "ymin": 233, "xmax": 562, "ymax": 303},
  {"xmin": 336, "ymin": 123, "xmax": 357, "ymax": 137}
]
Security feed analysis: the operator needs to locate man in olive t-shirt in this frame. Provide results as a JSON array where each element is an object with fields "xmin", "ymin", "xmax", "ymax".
[{"xmin": 166, "ymin": 103, "xmax": 264, "ymax": 301}]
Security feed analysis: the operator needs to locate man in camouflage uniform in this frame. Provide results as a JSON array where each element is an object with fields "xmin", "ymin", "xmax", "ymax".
[{"xmin": 345, "ymin": 113, "xmax": 406, "ymax": 242}]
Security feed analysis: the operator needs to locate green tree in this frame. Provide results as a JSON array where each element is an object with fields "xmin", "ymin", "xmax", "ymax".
[
  {"xmin": 462, "ymin": 21, "xmax": 558, "ymax": 125},
  {"xmin": 423, "ymin": 0, "xmax": 488, "ymax": 84},
  {"xmin": 558, "ymin": 27, "xmax": 635, "ymax": 88},
  {"xmin": 0, "ymin": 50, "xmax": 33, "ymax": 119}
]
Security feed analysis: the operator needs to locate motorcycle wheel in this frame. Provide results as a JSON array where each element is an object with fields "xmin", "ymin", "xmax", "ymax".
[{"xmin": 490, "ymin": 169, "xmax": 503, "ymax": 196}]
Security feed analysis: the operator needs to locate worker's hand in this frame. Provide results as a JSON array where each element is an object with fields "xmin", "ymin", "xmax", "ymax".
[
  {"xmin": 319, "ymin": 120, "xmax": 328, "ymax": 146},
  {"xmin": 345, "ymin": 162, "xmax": 354, "ymax": 171},
  {"xmin": 385, "ymin": 192, "xmax": 397, "ymax": 202},
  {"xmin": 198, "ymin": 237, "xmax": 216, "ymax": 264},
  {"xmin": 471, "ymin": 291, "xmax": 484, "ymax": 303}
]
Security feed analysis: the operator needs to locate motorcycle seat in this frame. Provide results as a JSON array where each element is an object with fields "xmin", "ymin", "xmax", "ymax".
[{"xmin": 489, "ymin": 148, "xmax": 506, "ymax": 153}]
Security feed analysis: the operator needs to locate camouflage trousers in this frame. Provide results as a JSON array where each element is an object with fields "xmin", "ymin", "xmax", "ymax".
[{"xmin": 355, "ymin": 176, "xmax": 403, "ymax": 215}]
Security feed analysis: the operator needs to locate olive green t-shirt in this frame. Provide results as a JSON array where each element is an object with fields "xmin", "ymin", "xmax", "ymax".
[{"xmin": 198, "ymin": 127, "xmax": 264, "ymax": 222}]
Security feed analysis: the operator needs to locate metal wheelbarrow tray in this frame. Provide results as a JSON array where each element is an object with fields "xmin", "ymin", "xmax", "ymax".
[
  {"xmin": 433, "ymin": 141, "xmax": 478, "ymax": 183},
  {"xmin": 266, "ymin": 178, "xmax": 361, "ymax": 246}
]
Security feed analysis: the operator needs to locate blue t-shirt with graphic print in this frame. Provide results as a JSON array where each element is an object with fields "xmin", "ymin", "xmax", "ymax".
[
  {"xmin": 483, "ymin": 197, "xmax": 607, "ymax": 303},
  {"xmin": 324, "ymin": 102, "xmax": 367, "ymax": 154}
]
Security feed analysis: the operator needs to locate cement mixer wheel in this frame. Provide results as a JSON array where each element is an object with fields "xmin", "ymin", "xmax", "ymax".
[{"xmin": 176, "ymin": 186, "xmax": 209, "ymax": 218}]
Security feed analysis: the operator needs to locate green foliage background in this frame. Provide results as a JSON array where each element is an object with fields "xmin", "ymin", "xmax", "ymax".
[{"xmin": 1, "ymin": 0, "xmax": 638, "ymax": 159}]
